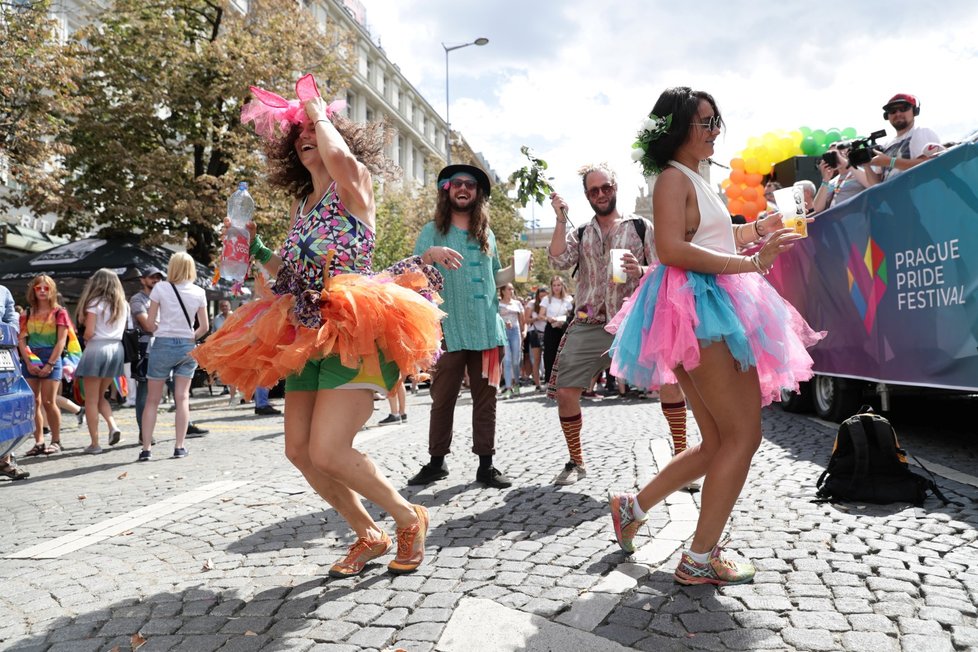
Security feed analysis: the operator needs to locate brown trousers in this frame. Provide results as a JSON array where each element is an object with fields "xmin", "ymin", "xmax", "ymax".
[{"xmin": 428, "ymin": 348, "xmax": 499, "ymax": 457}]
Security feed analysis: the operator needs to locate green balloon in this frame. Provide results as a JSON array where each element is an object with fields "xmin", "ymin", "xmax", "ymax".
[
  {"xmin": 811, "ymin": 129, "xmax": 827, "ymax": 146},
  {"xmin": 841, "ymin": 127, "xmax": 858, "ymax": 139},
  {"xmin": 799, "ymin": 126, "xmax": 812, "ymax": 137},
  {"xmin": 824, "ymin": 129, "xmax": 842, "ymax": 145},
  {"xmin": 801, "ymin": 136, "xmax": 819, "ymax": 156}
]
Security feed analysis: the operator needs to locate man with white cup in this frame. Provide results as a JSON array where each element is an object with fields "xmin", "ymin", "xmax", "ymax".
[{"xmin": 547, "ymin": 163, "xmax": 688, "ymax": 486}]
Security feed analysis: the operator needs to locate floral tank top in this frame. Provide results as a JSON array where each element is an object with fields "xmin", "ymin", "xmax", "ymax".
[{"xmin": 278, "ymin": 182, "xmax": 375, "ymax": 291}]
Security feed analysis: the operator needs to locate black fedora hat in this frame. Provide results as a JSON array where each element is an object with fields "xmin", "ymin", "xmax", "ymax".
[{"xmin": 437, "ymin": 164, "xmax": 491, "ymax": 196}]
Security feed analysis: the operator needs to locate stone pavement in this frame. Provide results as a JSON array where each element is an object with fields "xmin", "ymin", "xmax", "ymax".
[{"xmin": 1, "ymin": 387, "xmax": 977, "ymax": 651}]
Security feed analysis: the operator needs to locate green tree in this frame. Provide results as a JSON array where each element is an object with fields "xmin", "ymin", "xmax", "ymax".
[
  {"xmin": 0, "ymin": 0, "xmax": 83, "ymax": 215},
  {"xmin": 59, "ymin": 0, "xmax": 354, "ymax": 262}
]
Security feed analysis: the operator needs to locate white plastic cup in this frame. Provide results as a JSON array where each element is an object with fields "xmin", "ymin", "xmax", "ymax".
[
  {"xmin": 513, "ymin": 249, "xmax": 532, "ymax": 282},
  {"xmin": 772, "ymin": 187, "xmax": 808, "ymax": 237},
  {"xmin": 610, "ymin": 248, "xmax": 629, "ymax": 283}
]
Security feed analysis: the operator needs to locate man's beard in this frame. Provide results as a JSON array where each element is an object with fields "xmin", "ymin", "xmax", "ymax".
[
  {"xmin": 590, "ymin": 196, "xmax": 617, "ymax": 217},
  {"xmin": 450, "ymin": 196, "xmax": 477, "ymax": 213},
  {"xmin": 890, "ymin": 116, "xmax": 910, "ymax": 131}
]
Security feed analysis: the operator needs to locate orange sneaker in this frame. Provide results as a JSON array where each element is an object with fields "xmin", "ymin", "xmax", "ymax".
[
  {"xmin": 328, "ymin": 531, "xmax": 392, "ymax": 578},
  {"xmin": 387, "ymin": 505, "xmax": 429, "ymax": 574}
]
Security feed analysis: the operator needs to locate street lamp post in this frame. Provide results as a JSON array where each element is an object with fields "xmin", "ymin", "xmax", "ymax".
[{"xmin": 442, "ymin": 37, "xmax": 488, "ymax": 165}]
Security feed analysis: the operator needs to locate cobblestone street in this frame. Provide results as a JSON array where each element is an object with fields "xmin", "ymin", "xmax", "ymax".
[{"xmin": 2, "ymin": 388, "xmax": 977, "ymax": 651}]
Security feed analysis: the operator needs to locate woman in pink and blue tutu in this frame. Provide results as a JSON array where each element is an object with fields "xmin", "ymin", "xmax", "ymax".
[{"xmin": 607, "ymin": 87, "xmax": 824, "ymax": 586}]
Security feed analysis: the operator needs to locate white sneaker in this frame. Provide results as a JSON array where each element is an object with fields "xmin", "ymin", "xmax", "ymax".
[{"xmin": 553, "ymin": 461, "xmax": 587, "ymax": 485}]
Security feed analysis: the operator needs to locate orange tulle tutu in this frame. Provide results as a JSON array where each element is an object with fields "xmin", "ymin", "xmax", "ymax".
[{"xmin": 193, "ymin": 269, "xmax": 444, "ymax": 397}]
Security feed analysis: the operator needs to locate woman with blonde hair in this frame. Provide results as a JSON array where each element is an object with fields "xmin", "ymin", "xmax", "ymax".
[
  {"xmin": 138, "ymin": 251, "xmax": 209, "ymax": 461},
  {"xmin": 17, "ymin": 275, "xmax": 70, "ymax": 456},
  {"xmin": 74, "ymin": 269, "xmax": 127, "ymax": 453},
  {"xmin": 540, "ymin": 275, "xmax": 573, "ymax": 387}
]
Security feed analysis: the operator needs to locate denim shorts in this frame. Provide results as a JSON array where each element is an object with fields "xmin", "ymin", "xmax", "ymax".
[
  {"xmin": 24, "ymin": 346, "xmax": 64, "ymax": 382},
  {"xmin": 147, "ymin": 337, "xmax": 198, "ymax": 380}
]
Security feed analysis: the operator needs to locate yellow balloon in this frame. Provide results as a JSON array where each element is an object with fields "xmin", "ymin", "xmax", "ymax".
[
  {"xmin": 788, "ymin": 130, "xmax": 803, "ymax": 145},
  {"xmin": 747, "ymin": 136, "xmax": 762, "ymax": 150}
]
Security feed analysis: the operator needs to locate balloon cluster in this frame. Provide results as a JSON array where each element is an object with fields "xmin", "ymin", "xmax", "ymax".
[{"xmin": 721, "ymin": 126, "xmax": 858, "ymax": 220}]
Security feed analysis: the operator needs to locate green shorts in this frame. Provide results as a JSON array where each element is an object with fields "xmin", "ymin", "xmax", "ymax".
[
  {"xmin": 553, "ymin": 321, "xmax": 614, "ymax": 390},
  {"xmin": 285, "ymin": 352, "xmax": 400, "ymax": 394}
]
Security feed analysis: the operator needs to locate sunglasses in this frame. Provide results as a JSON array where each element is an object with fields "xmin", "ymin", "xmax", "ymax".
[
  {"xmin": 449, "ymin": 178, "xmax": 478, "ymax": 190},
  {"xmin": 585, "ymin": 183, "xmax": 616, "ymax": 200},
  {"xmin": 692, "ymin": 115, "xmax": 722, "ymax": 131},
  {"xmin": 34, "ymin": 286, "xmax": 51, "ymax": 293},
  {"xmin": 887, "ymin": 103, "xmax": 912, "ymax": 114}
]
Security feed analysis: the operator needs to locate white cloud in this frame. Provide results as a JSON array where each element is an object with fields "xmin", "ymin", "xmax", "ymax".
[{"xmin": 364, "ymin": 1, "xmax": 978, "ymax": 227}]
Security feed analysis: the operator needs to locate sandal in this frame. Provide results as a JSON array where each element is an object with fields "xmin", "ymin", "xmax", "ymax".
[
  {"xmin": 0, "ymin": 463, "xmax": 30, "ymax": 480},
  {"xmin": 24, "ymin": 443, "xmax": 47, "ymax": 457},
  {"xmin": 44, "ymin": 442, "xmax": 62, "ymax": 455}
]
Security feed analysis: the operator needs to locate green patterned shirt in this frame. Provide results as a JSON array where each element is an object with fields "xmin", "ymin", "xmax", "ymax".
[{"xmin": 415, "ymin": 222, "xmax": 505, "ymax": 352}]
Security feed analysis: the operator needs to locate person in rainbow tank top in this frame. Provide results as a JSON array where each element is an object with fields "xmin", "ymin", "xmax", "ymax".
[
  {"xmin": 607, "ymin": 86, "xmax": 824, "ymax": 586},
  {"xmin": 17, "ymin": 275, "xmax": 70, "ymax": 457},
  {"xmin": 194, "ymin": 75, "xmax": 443, "ymax": 578}
]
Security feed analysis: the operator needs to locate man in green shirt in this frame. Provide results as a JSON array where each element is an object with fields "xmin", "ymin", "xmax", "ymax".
[{"xmin": 407, "ymin": 164, "xmax": 516, "ymax": 489}]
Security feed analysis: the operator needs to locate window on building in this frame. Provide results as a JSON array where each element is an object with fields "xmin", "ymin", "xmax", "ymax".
[
  {"xmin": 365, "ymin": 58, "xmax": 373, "ymax": 84},
  {"xmin": 365, "ymin": 107, "xmax": 374, "ymax": 123},
  {"xmin": 346, "ymin": 91, "xmax": 355, "ymax": 119},
  {"xmin": 398, "ymin": 135, "xmax": 407, "ymax": 169}
]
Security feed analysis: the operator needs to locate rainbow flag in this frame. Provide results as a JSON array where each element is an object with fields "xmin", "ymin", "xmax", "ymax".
[{"xmin": 25, "ymin": 347, "xmax": 43, "ymax": 367}]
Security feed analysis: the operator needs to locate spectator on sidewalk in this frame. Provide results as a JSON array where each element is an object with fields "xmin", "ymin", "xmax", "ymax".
[
  {"xmin": 539, "ymin": 275, "xmax": 573, "ymax": 388},
  {"xmin": 377, "ymin": 377, "xmax": 406, "ymax": 425},
  {"xmin": 74, "ymin": 269, "xmax": 128, "ymax": 453},
  {"xmin": 407, "ymin": 163, "xmax": 515, "ymax": 489},
  {"xmin": 1, "ymin": 283, "xmax": 30, "ymax": 480},
  {"xmin": 497, "ymin": 283, "xmax": 524, "ymax": 399},
  {"xmin": 525, "ymin": 286, "xmax": 548, "ymax": 391},
  {"xmin": 866, "ymin": 93, "xmax": 941, "ymax": 184},
  {"xmin": 212, "ymin": 299, "xmax": 235, "ymax": 398},
  {"xmin": 138, "ymin": 252, "xmax": 209, "ymax": 461},
  {"xmin": 130, "ymin": 266, "xmax": 165, "ymax": 445},
  {"xmin": 18, "ymin": 275, "xmax": 69, "ymax": 457},
  {"xmin": 253, "ymin": 386, "xmax": 282, "ymax": 416},
  {"xmin": 547, "ymin": 163, "xmax": 687, "ymax": 486}
]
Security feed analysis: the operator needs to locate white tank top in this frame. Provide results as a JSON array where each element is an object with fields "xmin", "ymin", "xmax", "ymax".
[{"xmin": 668, "ymin": 161, "xmax": 736, "ymax": 255}]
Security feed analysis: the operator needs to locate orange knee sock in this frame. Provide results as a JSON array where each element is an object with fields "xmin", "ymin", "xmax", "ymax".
[
  {"xmin": 559, "ymin": 413, "xmax": 583, "ymax": 465},
  {"xmin": 662, "ymin": 400, "xmax": 687, "ymax": 455}
]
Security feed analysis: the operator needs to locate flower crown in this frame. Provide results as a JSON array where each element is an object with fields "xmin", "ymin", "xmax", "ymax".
[{"xmin": 631, "ymin": 113, "xmax": 672, "ymax": 176}]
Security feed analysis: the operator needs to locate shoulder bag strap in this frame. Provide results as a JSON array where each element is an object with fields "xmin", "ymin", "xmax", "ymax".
[{"xmin": 169, "ymin": 282, "xmax": 194, "ymax": 331}]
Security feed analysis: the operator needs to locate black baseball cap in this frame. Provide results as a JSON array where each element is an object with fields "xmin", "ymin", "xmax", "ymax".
[{"xmin": 141, "ymin": 266, "xmax": 166, "ymax": 279}]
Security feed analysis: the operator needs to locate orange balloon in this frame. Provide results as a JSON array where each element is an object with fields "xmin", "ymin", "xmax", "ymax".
[
  {"xmin": 720, "ymin": 178, "xmax": 731, "ymax": 189},
  {"xmin": 724, "ymin": 184, "xmax": 742, "ymax": 199},
  {"xmin": 741, "ymin": 186, "xmax": 757, "ymax": 202},
  {"xmin": 745, "ymin": 173, "xmax": 763, "ymax": 186},
  {"xmin": 730, "ymin": 157, "xmax": 745, "ymax": 171},
  {"xmin": 727, "ymin": 198, "xmax": 746, "ymax": 215},
  {"xmin": 730, "ymin": 169, "xmax": 746, "ymax": 185},
  {"xmin": 742, "ymin": 203, "xmax": 760, "ymax": 220}
]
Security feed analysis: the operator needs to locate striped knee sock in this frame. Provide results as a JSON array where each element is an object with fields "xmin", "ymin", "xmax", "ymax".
[
  {"xmin": 559, "ymin": 413, "xmax": 584, "ymax": 465},
  {"xmin": 662, "ymin": 400, "xmax": 687, "ymax": 455}
]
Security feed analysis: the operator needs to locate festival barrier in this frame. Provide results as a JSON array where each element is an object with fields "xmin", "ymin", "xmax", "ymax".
[{"xmin": 768, "ymin": 143, "xmax": 978, "ymax": 393}]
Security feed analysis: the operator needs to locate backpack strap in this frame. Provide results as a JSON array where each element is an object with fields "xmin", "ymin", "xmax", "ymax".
[
  {"xmin": 571, "ymin": 225, "xmax": 587, "ymax": 278},
  {"xmin": 909, "ymin": 453, "xmax": 959, "ymax": 506}
]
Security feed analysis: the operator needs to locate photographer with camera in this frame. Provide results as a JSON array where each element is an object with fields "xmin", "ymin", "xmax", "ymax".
[
  {"xmin": 813, "ymin": 144, "xmax": 871, "ymax": 213},
  {"xmin": 865, "ymin": 93, "xmax": 940, "ymax": 185}
]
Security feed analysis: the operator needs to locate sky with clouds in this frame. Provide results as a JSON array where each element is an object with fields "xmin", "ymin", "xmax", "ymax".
[{"xmin": 363, "ymin": 1, "xmax": 978, "ymax": 227}]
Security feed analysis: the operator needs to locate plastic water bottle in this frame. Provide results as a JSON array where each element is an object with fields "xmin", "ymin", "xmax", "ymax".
[{"xmin": 221, "ymin": 182, "xmax": 254, "ymax": 282}]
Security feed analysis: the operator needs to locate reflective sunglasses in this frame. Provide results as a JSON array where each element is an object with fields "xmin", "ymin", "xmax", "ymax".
[
  {"xmin": 693, "ymin": 115, "xmax": 722, "ymax": 131},
  {"xmin": 887, "ymin": 103, "xmax": 912, "ymax": 114},
  {"xmin": 585, "ymin": 183, "xmax": 616, "ymax": 200},
  {"xmin": 449, "ymin": 178, "xmax": 478, "ymax": 190}
]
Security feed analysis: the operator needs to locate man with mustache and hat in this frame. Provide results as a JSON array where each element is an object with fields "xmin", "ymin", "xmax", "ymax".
[
  {"xmin": 407, "ymin": 164, "xmax": 516, "ymax": 489},
  {"xmin": 866, "ymin": 93, "xmax": 941, "ymax": 184}
]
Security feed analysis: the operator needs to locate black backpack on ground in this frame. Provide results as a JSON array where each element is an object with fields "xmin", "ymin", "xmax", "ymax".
[{"xmin": 815, "ymin": 407, "xmax": 951, "ymax": 506}]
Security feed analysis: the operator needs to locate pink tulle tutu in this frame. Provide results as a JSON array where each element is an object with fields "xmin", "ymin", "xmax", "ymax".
[{"xmin": 607, "ymin": 265, "xmax": 825, "ymax": 406}]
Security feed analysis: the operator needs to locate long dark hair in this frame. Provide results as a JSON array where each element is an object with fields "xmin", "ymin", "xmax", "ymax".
[
  {"xmin": 433, "ymin": 188, "xmax": 491, "ymax": 254},
  {"xmin": 265, "ymin": 117, "xmax": 399, "ymax": 198},
  {"xmin": 645, "ymin": 87, "xmax": 722, "ymax": 172}
]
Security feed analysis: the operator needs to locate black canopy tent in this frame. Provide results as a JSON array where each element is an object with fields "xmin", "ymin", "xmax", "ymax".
[{"xmin": 0, "ymin": 237, "xmax": 234, "ymax": 304}]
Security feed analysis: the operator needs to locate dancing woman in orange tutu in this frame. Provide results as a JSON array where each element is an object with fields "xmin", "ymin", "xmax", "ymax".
[{"xmin": 198, "ymin": 75, "xmax": 439, "ymax": 576}]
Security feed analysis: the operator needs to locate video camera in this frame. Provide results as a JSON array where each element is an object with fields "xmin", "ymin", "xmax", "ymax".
[{"xmin": 839, "ymin": 129, "xmax": 888, "ymax": 167}]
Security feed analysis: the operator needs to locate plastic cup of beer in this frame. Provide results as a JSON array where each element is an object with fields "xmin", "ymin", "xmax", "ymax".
[
  {"xmin": 772, "ymin": 187, "xmax": 808, "ymax": 238},
  {"xmin": 513, "ymin": 249, "xmax": 532, "ymax": 282},
  {"xmin": 610, "ymin": 248, "xmax": 629, "ymax": 283}
]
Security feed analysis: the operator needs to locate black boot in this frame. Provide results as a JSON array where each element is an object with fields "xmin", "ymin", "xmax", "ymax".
[{"xmin": 407, "ymin": 460, "xmax": 449, "ymax": 486}]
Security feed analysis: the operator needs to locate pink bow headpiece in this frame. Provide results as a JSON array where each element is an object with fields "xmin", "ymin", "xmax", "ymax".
[{"xmin": 241, "ymin": 73, "xmax": 348, "ymax": 140}]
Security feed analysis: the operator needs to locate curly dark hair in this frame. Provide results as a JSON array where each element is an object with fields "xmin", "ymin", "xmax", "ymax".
[
  {"xmin": 265, "ymin": 116, "xmax": 400, "ymax": 198},
  {"xmin": 433, "ymin": 188, "xmax": 491, "ymax": 254},
  {"xmin": 644, "ymin": 87, "xmax": 722, "ymax": 173}
]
